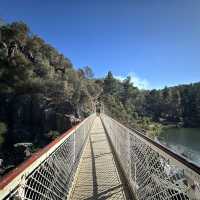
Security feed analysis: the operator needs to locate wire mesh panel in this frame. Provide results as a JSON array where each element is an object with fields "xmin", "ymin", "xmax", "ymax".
[
  {"xmin": 0, "ymin": 114, "xmax": 96, "ymax": 200},
  {"xmin": 101, "ymin": 114, "xmax": 200, "ymax": 200}
]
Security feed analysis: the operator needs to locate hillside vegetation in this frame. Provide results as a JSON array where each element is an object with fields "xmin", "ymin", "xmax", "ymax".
[
  {"xmin": 0, "ymin": 21, "xmax": 101, "ymax": 171},
  {"xmin": 102, "ymin": 72, "xmax": 200, "ymax": 133},
  {"xmin": 0, "ymin": 21, "xmax": 200, "ymax": 172}
]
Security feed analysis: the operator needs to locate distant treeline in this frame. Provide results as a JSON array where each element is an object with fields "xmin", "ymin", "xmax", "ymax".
[{"xmin": 102, "ymin": 71, "xmax": 200, "ymax": 129}]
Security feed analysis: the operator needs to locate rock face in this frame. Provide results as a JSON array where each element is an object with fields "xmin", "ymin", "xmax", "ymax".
[
  {"xmin": 0, "ymin": 42, "xmax": 8, "ymax": 59},
  {"xmin": 31, "ymin": 94, "xmax": 47, "ymax": 132},
  {"xmin": 0, "ymin": 93, "xmax": 77, "ymax": 147},
  {"xmin": 56, "ymin": 113, "xmax": 71, "ymax": 133},
  {"xmin": 11, "ymin": 95, "xmax": 32, "ymax": 142},
  {"xmin": 0, "ymin": 92, "xmax": 80, "ymax": 174}
]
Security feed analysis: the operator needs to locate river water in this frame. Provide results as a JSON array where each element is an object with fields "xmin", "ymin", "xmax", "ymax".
[{"xmin": 157, "ymin": 127, "xmax": 200, "ymax": 166}]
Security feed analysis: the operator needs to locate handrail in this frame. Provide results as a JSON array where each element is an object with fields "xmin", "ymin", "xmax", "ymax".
[
  {"xmin": 0, "ymin": 125, "xmax": 78, "ymax": 189},
  {"xmin": 108, "ymin": 115, "xmax": 200, "ymax": 177},
  {"xmin": 0, "ymin": 113, "xmax": 96, "ymax": 200},
  {"xmin": 101, "ymin": 113, "xmax": 200, "ymax": 200},
  {"xmin": 132, "ymin": 127, "xmax": 200, "ymax": 176}
]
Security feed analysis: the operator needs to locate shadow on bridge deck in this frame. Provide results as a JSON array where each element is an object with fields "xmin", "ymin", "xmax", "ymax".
[{"xmin": 69, "ymin": 117, "xmax": 132, "ymax": 200}]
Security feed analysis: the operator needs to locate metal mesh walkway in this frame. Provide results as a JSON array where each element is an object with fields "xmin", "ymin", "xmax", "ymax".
[
  {"xmin": 1, "ymin": 114, "xmax": 200, "ymax": 200},
  {"xmin": 69, "ymin": 117, "xmax": 130, "ymax": 200}
]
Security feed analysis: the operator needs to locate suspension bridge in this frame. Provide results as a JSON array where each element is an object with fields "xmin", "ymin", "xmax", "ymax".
[{"xmin": 0, "ymin": 113, "xmax": 200, "ymax": 200}]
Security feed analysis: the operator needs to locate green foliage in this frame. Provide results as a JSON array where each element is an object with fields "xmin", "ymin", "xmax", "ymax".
[
  {"xmin": 0, "ymin": 21, "xmax": 100, "ymax": 115},
  {"xmin": 103, "ymin": 71, "xmax": 118, "ymax": 95},
  {"xmin": 0, "ymin": 54, "xmax": 33, "ymax": 93},
  {"xmin": 45, "ymin": 130, "xmax": 60, "ymax": 140},
  {"xmin": 1, "ymin": 22, "xmax": 29, "ymax": 45},
  {"xmin": 101, "ymin": 73, "xmax": 200, "ymax": 135}
]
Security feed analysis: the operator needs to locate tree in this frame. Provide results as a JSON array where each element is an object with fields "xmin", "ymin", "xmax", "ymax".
[
  {"xmin": 121, "ymin": 76, "xmax": 137, "ymax": 105},
  {"xmin": 103, "ymin": 71, "xmax": 117, "ymax": 95},
  {"xmin": 78, "ymin": 66, "xmax": 94, "ymax": 79},
  {"xmin": 1, "ymin": 22, "xmax": 30, "ymax": 45},
  {"xmin": 0, "ymin": 18, "xmax": 5, "ymax": 27}
]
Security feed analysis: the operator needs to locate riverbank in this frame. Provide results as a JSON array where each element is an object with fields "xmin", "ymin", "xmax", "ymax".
[
  {"xmin": 156, "ymin": 127, "xmax": 200, "ymax": 166},
  {"xmin": 147, "ymin": 122, "xmax": 185, "ymax": 139}
]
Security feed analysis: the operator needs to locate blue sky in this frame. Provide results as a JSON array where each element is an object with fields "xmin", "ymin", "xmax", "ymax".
[{"xmin": 1, "ymin": 0, "xmax": 200, "ymax": 89}]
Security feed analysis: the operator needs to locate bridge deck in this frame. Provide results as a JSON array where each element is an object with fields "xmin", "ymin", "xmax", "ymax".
[{"xmin": 69, "ymin": 117, "xmax": 131, "ymax": 200}]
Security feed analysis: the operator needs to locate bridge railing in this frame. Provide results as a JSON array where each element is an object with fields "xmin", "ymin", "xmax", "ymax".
[
  {"xmin": 101, "ymin": 113, "xmax": 200, "ymax": 200},
  {"xmin": 0, "ymin": 114, "xmax": 96, "ymax": 200}
]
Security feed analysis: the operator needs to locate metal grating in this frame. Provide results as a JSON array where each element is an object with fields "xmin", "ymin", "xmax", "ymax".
[
  {"xmin": 69, "ymin": 117, "xmax": 129, "ymax": 200},
  {"xmin": 101, "ymin": 114, "xmax": 200, "ymax": 200},
  {"xmin": 1, "ymin": 114, "xmax": 95, "ymax": 200}
]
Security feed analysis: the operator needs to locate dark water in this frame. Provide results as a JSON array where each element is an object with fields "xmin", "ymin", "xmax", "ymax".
[{"xmin": 157, "ymin": 127, "xmax": 200, "ymax": 166}]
